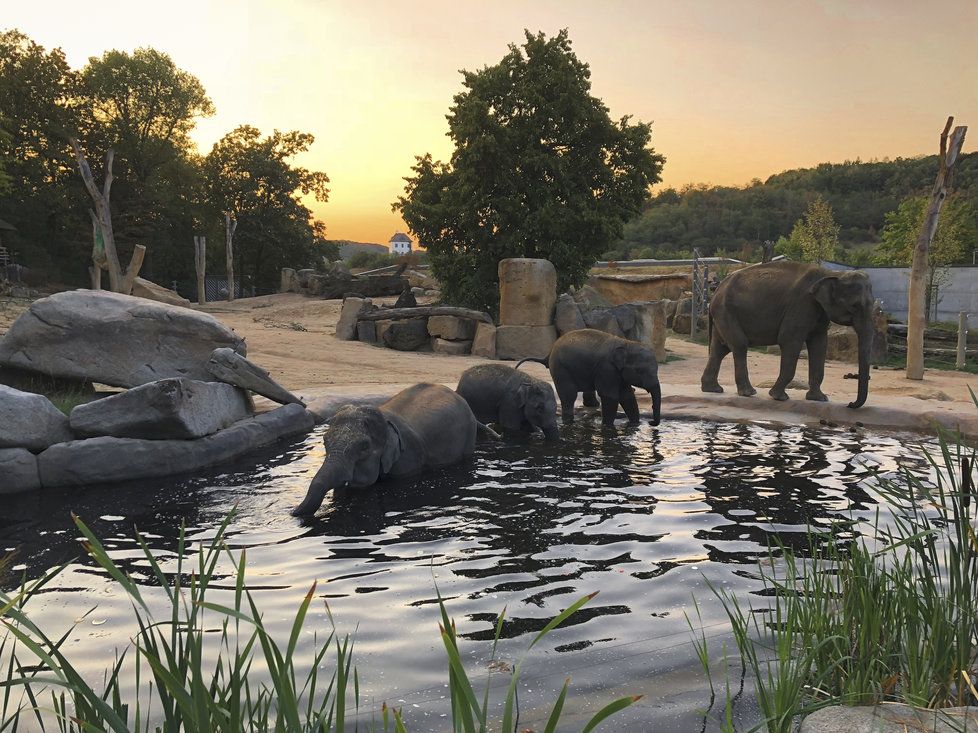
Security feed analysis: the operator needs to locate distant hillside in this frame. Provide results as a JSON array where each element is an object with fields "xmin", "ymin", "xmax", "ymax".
[
  {"xmin": 612, "ymin": 153, "xmax": 978, "ymax": 264},
  {"xmin": 326, "ymin": 240, "xmax": 388, "ymax": 261}
]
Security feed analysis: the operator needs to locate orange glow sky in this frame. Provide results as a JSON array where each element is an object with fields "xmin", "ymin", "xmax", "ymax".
[{"xmin": 7, "ymin": 0, "xmax": 977, "ymax": 244}]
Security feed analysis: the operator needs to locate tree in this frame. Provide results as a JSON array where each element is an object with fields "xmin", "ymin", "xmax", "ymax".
[
  {"xmin": 394, "ymin": 30, "xmax": 664, "ymax": 312},
  {"xmin": 203, "ymin": 125, "xmax": 330, "ymax": 293},
  {"xmin": 787, "ymin": 195, "xmax": 840, "ymax": 264}
]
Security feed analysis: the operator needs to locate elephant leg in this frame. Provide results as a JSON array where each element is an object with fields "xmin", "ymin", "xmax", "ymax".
[
  {"xmin": 701, "ymin": 329, "xmax": 729, "ymax": 393},
  {"xmin": 557, "ymin": 387, "xmax": 577, "ymax": 424},
  {"xmin": 582, "ymin": 390, "xmax": 599, "ymax": 407},
  {"xmin": 769, "ymin": 341, "xmax": 803, "ymax": 401},
  {"xmin": 599, "ymin": 394, "xmax": 619, "ymax": 426},
  {"xmin": 619, "ymin": 388, "xmax": 640, "ymax": 425},
  {"xmin": 806, "ymin": 329, "xmax": 828, "ymax": 401},
  {"xmin": 731, "ymin": 346, "xmax": 755, "ymax": 397}
]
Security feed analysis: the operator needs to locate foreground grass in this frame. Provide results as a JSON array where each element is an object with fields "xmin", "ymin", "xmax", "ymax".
[
  {"xmin": 695, "ymin": 389, "xmax": 978, "ymax": 732},
  {"xmin": 0, "ymin": 512, "xmax": 638, "ymax": 732}
]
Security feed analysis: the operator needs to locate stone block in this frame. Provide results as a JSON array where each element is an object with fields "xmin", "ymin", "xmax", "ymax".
[
  {"xmin": 0, "ymin": 447, "xmax": 41, "ymax": 493},
  {"xmin": 280, "ymin": 268, "xmax": 297, "ymax": 293},
  {"xmin": 70, "ymin": 378, "xmax": 251, "ymax": 440},
  {"xmin": 207, "ymin": 348, "xmax": 304, "ymax": 406},
  {"xmin": 432, "ymin": 338, "xmax": 472, "ymax": 355},
  {"xmin": 0, "ymin": 385, "xmax": 73, "ymax": 452},
  {"xmin": 335, "ymin": 297, "xmax": 373, "ymax": 340},
  {"xmin": 39, "ymin": 404, "xmax": 314, "ymax": 489},
  {"xmin": 826, "ymin": 324, "xmax": 859, "ymax": 363},
  {"xmin": 0, "ymin": 290, "xmax": 246, "ymax": 388},
  {"xmin": 627, "ymin": 301, "xmax": 667, "ymax": 363},
  {"xmin": 382, "ymin": 319, "xmax": 429, "ymax": 351},
  {"xmin": 498, "ymin": 258, "xmax": 557, "ymax": 326},
  {"xmin": 427, "ymin": 315, "xmax": 476, "ymax": 340},
  {"xmin": 495, "ymin": 325, "xmax": 557, "ymax": 361},
  {"xmin": 554, "ymin": 293, "xmax": 586, "ymax": 335},
  {"xmin": 471, "ymin": 322, "xmax": 497, "ymax": 359},
  {"xmin": 357, "ymin": 321, "xmax": 377, "ymax": 344},
  {"xmin": 375, "ymin": 319, "xmax": 393, "ymax": 343}
]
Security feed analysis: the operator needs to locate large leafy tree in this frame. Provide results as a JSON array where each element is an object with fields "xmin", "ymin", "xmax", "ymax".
[
  {"xmin": 775, "ymin": 195, "xmax": 839, "ymax": 264},
  {"xmin": 202, "ymin": 125, "xmax": 331, "ymax": 293},
  {"xmin": 394, "ymin": 30, "xmax": 664, "ymax": 312},
  {"xmin": 0, "ymin": 30, "xmax": 87, "ymax": 279}
]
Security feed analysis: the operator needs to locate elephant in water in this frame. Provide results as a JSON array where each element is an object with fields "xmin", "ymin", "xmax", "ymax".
[
  {"xmin": 292, "ymin": 383, "xmax": 477, "ymax": 516},
  {"xmin": 456, "ymin": 363, "xmax": 559, "ymax": 440},
  {"xmin": 518, "ymin": 328, "xmax": 662, "ymax": 427},
  {"xmin": 700, "ymin": 261, "xmax": 875, "ymax": 408}
]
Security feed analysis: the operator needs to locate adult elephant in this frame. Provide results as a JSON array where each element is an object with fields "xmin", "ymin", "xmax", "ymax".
[
  {"xmin": 292, "ymin": 383, "xmax": 477, "ymax": 516},
  {"xmin": 518, "ymin": 328, "xmax": 662, "ymax": 427},
  {"xmin": 700, "ymin": 261, "xmax": 875, "ymax": 408},
  {"xmin": 456, "ymin": 363, "xmax": 559, "ymax": 440}
]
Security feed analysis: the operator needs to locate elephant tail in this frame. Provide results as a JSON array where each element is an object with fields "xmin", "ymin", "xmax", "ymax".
[
  {"xmin": 477, "ymin": 422, "xmax": 502, "ymax": 440},
  {"xmin": 515, "ymin": 356, "xmax": 548, "ymax": 370}
]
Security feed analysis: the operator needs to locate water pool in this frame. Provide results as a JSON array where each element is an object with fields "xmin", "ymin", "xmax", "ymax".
[{"xmin": 0, "ymin": 416, "xmax": 937, "ymax": 731}]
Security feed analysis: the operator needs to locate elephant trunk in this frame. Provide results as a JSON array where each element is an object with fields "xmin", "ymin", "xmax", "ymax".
[
  {"xmin": 292, "ymin": 453, "xmax": 351, "ymax": 516},
  {"xmin": 542, "ymin": 422, "xmax": 560, "ymax": 441},
  {"xmin": 650, "ymin": 382, "xmax": 661, "ymax": 426},
  {"xmin": 848, "ymin": 316, "xmax": 873, "ymax": 409}
]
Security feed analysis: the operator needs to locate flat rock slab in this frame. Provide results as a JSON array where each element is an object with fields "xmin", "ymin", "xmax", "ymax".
[
  {"xmin": 0, "ymin": 290, "xmax": 246, "ymax": 388},
  {"xmin": 801, "ymin": 704, "xmax": 978, "ymax": 732},
  {"xmin": 37, "ymin": 403, "xmax": 314, "ymax": 489},
  {"xmin": 207, "ymin": 347, "xmax": 304, "ymax": 406},
  {"xmin": 432, "ymin": 337, "xmax": 472, "ymax": 355},
  {"xmin": 428, "ymin": 315, "xmax": 476, "ymax": 340},
  {"xmin": 70, "ymin": 378, "xmax": 252, "ymax": 439},
  {"xmin": 0, "ymin": 385, "xmax": 73, "ymax": 452},
  {"xmin": 0, "ymin": 448, "xmax": 41, "ymax": 493}
]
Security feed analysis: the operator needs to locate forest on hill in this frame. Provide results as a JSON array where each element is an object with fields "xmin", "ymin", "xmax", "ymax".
[{"xmin": 609, "ymin": 153, "xmax": 978, "ymax": 265}]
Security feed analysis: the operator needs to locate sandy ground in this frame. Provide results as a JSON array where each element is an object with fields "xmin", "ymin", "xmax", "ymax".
[{"xmin": 195, "ymin": 293, "xmax": 978, "ymax": 438}]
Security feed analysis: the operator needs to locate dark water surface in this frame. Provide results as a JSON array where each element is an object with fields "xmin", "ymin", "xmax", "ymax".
[{"xmin": 0, "ymin": 417, "xmax": 936, "ymax": 731}]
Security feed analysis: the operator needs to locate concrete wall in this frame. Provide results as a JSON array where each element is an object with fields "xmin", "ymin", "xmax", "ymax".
[{"xmin": 859, "ymin": 266, "xmax": 978, "ymax": 328}]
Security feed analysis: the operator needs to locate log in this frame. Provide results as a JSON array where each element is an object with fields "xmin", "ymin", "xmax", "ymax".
[
  {"xmin": 356, "ymin": 306, "xmax": 492, "ymax": 324},
  {"xmin": 120, "ymin": 244, "xmax": 146, "ymax": 295},
  {"xmin": 906, "ymin": 117, "xmax": 967, "ymax": 379}
]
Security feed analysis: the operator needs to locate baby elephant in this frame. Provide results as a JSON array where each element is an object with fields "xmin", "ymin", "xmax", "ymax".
[
  {"xmin": 518, "ymin": 328, "xmax": 661, "ymax": 427},
  {"xmin": 456, "ymin": 363, "xmax": 559, "ymax": 440},
  {"xmin": 293, "ymin": 383, "xmax": 477, "ymax": 516}
]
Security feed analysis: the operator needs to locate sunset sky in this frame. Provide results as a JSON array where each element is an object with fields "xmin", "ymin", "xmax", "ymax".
[{"xmin": 7, "ymin": 0, "xmax": 977, "ymax": 244}]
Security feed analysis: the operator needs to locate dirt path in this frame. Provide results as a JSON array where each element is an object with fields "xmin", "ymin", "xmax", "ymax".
[{"xmin": 198, "ymin": 293, "xmax": 978, "ymax": 436}]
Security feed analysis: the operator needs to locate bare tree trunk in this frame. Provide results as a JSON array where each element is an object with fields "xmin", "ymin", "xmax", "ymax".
[
  {"xmin": 194, "ymin": 236, "xmax": 207, "ymax": 305},
  {"xmin": 906, "ymin": 118, "xmax": 967, "ymax": 380},
  {"xmin": 89, "ymin": 266, "xmax": 102, "ymax": 290},
  {"xmin": 70, "ymin": 138, "xmax": 145, "ymax": 294},
  {"xmin": 225, "ymin": 213, "xmax": 238, "ymax": 301}
]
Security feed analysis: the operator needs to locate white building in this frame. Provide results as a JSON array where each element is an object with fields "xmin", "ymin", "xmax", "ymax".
[{"xmin": 389, "ymin": 232, "xmax": 413, "ymax": 255}]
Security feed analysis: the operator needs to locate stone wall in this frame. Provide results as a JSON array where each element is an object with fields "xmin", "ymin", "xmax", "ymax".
[{"xmin": 587, "ymin": 272, "xmax": 690, "ymax": 306}]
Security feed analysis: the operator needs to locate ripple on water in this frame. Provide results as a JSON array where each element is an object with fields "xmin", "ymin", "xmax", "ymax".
[{"xmin": 0, "ymin": 418, "xmax": 937, "ymax": 732}]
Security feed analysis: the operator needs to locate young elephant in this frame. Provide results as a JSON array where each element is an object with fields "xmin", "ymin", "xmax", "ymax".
[
  {"xmin": 518, "ymin": 328, "xmax": 662, "ymax": 427},
  {"xmin": 292, "ymin": 383, "xmax": 477, "ymax": 516},
  {"xmin": 456, "ymin": 363, "xmax": 559, "ymax": 440}
]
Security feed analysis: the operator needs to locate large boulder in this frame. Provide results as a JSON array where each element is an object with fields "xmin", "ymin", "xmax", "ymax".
[
  {"xmin": 335, "ymin": 297, "xmax": 373, "ymax": 340},
  {"xmin": 428, "ymin": 315, "xmax": 476, "ymax": 341},
  {"xmin": 0, "ymin": 448, "xmax": 41, "ymax": 493},
  {"xmin": 496, "ymin": 325, "xmax": 557, "ymax": 361},
  {"xmin": 131, "ymin": 277, "xmax": 192, "ymax": 307},
  {"xmin": 629, "ymin": 301, "xmax": 667, "ymax": 363},
  {"xmin": 382, "ymin": 319, "xmax": 429, "ymax": 351},
  {"xmin": 356, "ymin": 321, "xmax": 378, "ymax": 344},
  {"xmin": 0, "ymin": 384, "xmax": 73, "ymax": 452},
  {"xmin": 554, "ymin": 293, "xmax": 586, "ymax": 335},
  {"xmin": 70, "ymin": 378, "xmax": 251, "ymax": 440},
  {"xmin": 583, "ymin": 308, "xmax": 624, "ymax": 337},
  {"xmin": 0, "ymin": 290, "xmax": 246, "ymax": 388},
  {"xmin": 38, "ymin": 404, "xmax": 314, "ymax": 489},
  {"xmin": 571, "ymin": 284, "xmax": 612, "ymax": 312},
  {"xmin": 471, "ymin": 322, "xmax": 497, "ymax": 359},
  {"xmin": 498, "ymin": 258, "xmax": 557, "ymax": 326},
  {"xmin": 671, "ymin": 297, "xmax": 707, "ymax": 335},
  {"xmin": 207, "ymin": 347, "xmax": 304, "ymax": 406},
  {"xmin": 825, "ymin": 324, "xmax": 859, "ymax": 363}
]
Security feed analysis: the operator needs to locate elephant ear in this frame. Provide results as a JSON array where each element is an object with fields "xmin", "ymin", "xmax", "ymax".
[
  {"xmin": 810, "ymin": 276, "xmax": 839, "ymax": 314},
  {"xmin": 380, "ymin": 419, "xmax": 403, "ymax": 475},
  {"xmin": 612, "ymin": 344, "xmax": 628, "ymax": 370},
  {"xmin": 499, "ymin": 384, "xmax": 527, "ymax": 431}
]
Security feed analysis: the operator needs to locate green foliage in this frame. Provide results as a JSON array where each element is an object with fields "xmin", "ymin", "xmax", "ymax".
[
  {"xmin": 348, "ymin": 250, "xmax": 397, "ymax": 270},
  {"xmin": 790, "ymin": 195, "xmax": 840, "ymax": 264},
  {"xmin": 394, "ymin": 30, "xmax": 664, "ymax": 313},
  {"xmin": 203, "ymin": 125, "xmax": 330, "ymax": 292},
  {"xmin": 0, "ymin": 511, "xmax": 638, "ymax": 731},
  {"xmin": 875, "ymin": 194, "xmax": 977, "ymax": 267}
]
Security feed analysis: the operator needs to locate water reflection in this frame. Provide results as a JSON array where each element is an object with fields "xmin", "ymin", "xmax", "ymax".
[{"xmin": 0, "ymin": 417, "xmax": 935, "ymax": 732}]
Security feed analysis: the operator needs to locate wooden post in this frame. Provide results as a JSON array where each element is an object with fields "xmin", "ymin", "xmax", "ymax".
[
  {"xmin": 957, "ymin": 312, "xmax": 969, "ymax": 370},
  {"xmin": 225, "ymin": 213, "xmax": 237, "ymax": 301},
  {"xmin": 194, "ymin": 236, "xmax": 207, "ymax": 305},
  {"xmin": 907, "ymin": 117, "xmax": 967, "ymax": 380}
]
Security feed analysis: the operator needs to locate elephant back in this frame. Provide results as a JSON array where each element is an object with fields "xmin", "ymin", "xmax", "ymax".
[{"xmin": 382, "ymin": 383, "xmax": 477, "ymax": 465}]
